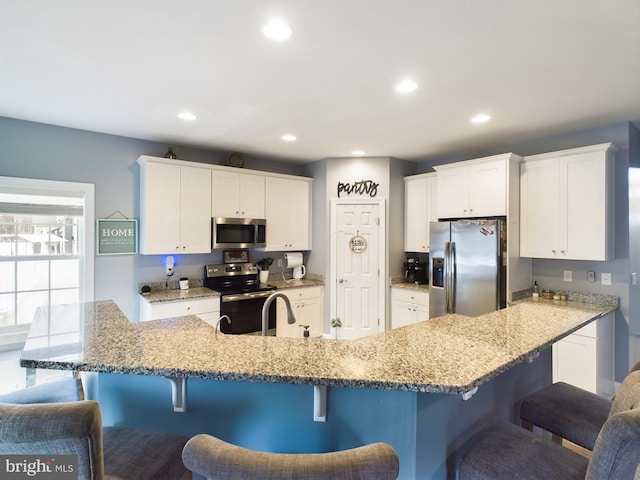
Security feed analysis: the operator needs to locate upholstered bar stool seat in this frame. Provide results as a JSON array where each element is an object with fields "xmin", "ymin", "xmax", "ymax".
[
  {"xmin": 182, "ymin": 433, "xmax": 399, "ymax": 479},
  {"xmin": 459, "ymin": 370, "xmax": 640, "ymax": 480},
  {"xmin": 0, "ymin": 377, "xmax": 82, "ymax": 404},
  {"xmin": 520, "ymin": 362, "xmax": 640, "ymax": 450},
  {"xmin": 520, "ymin": 381, "xmax": 610, "ymax": 449}
]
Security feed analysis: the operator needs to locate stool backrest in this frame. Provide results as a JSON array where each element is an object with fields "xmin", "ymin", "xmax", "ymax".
[
  {"xmin": 0, "ymin": 401, "xmax": 104, "ymax": 480},
  {"xmin": 586, "ymin": 371, "xmax": 640, "ymax": 480},
  {"xmin": 182, "ymin": 433, "xmax": 399, "ymax": 479}
]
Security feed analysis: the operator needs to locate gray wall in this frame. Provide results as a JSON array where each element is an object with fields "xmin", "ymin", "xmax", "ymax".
[
  {"xmin": 417, "ymin": 121, "xmax": 635, "ymax": 380},
  {"xmin": 0, "ymin": 116, "xmax": 306, "ymax": 319}
]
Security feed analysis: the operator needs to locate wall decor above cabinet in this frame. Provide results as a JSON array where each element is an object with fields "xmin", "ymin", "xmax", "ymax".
[
  {"xmin": 520, "ymin": 143, "xmax": 615, "ymax": 261},
  {"xmin": 433, "ymin": 153, "xmax": 522, "ymax": 219}
]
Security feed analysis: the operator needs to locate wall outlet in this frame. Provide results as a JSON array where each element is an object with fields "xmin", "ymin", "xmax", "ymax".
[
  {"xmin": 563, "ymin": 270, "xmax": 572, "ymax": 282},
  {"xmin": 601, "ymin": 272, "xmax": 612, "ymax": 286},
  {"xmin": 277, "ymin": 259, "xmax": 283, "ymax": 267},
  {"xmin": 587, "ymin": 271, "xmax": 596, "ymax": 282}
]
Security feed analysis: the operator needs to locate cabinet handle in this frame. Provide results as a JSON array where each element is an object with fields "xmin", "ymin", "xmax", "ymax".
[
  {"xmin": 552, "ymin": 249, "xmax": 557, "ymax": 255},
  {"xmin": 560, "ymin": 250, "xmax": 565, "ymax": 255},
  {"xmin": 469, "ymin": 208, "xmax": 473, "ymax": 214},
  {"xmin": 187, "ymin": 307, "xmax": 191, "ymax": 310}
]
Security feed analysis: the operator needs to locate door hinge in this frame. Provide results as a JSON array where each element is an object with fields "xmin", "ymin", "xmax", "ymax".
[{"xmin": 376, "ymin": 217, "xmax": 380, "ymax": 225}]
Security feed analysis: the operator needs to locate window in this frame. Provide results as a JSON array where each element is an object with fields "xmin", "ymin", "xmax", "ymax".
[{"xmin": 0, "ymin": 177, "xmax": 94, "ymax": 349}]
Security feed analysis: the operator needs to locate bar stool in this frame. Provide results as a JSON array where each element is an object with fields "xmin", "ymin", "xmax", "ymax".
[
  {"xmin": 520, "ymin": 362, "xmax": 640, "ymax": 450},
  {"xmin": 0, "ymin": 400, "xmax": 190, "ymax": 480},
  {"xmin": 182, "ymin": 433, "xmax": 399, "ymax": 479},
  {"xmin": 457, "ymin": 370, "xmax": 640, "ymax": 479}
]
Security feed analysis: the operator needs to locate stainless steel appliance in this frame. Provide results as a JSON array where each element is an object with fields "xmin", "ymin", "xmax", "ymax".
[
  {"xmin": 204, "ymin": 263, "xmax": 276, "ymax": 335},
  {"xmin": 212, "ymin": 218, "xmax": 266, "ymax": 249},
  {"xmin": 403, "ymin": 257, "xmax": 428, "ymax": 284},
  {"xmin": 429, "ymin": 218, "xmax": 506, "ymax": 318}
]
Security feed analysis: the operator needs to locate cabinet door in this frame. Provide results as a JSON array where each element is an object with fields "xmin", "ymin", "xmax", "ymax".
[
  {"xmin": 391, "ymin": 300, "xmax": 414, "ymax": 329},
  {"xmin": 141, "ymin": 162, "xmax": 181, "ymax": 254},
  {"xmin": 563, "ymin": 152, "xmax": 610, "ymax": 260},
  {"xmin": 404, "ymin": 177, "xmax": 429, "ymax": 252},
  {"xmin": 553, "ymin": 335, "xmax": 597, "ymax": 393},
  {"xmin": 265, "ymin": 177, "xmax": 290, "ymax": 250},
  {"xmin": 180, "ymin": 166, "xmax": 212, "ymax": 253},
  {"xmin": 300, "ymin": 294, "xmax": 323, "ymax": 337},
  {"xmin": 520, "ymin": 159, "xmax": 560, "ymax": 258},
  {"xmin": 286, "ymin": 179, "xmax": 311, "ymax": 250},
  {"xmin": 239, "ymin": 174, "xmax": 265, "ymax": 218},
  {"xmin": 437, "ymin": 167, "xmax": 469, "ymax": 218},
  {"xmin": 468, "ymin": 160, "xmax": 506, "ymax": 216},
  {"xmin": 211, "ymin": 170, "xmax": 241, "ymax": 217}
]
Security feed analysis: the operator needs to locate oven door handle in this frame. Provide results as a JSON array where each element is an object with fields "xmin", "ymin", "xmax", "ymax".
[{"xmin": 222, "ymin": 290, "xmax": 276, "ymax": 303}]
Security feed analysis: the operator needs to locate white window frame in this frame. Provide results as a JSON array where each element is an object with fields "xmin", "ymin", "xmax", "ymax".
[{"xmin": 0, "ymin": 176, "xmax": 94, "ymax": 347}]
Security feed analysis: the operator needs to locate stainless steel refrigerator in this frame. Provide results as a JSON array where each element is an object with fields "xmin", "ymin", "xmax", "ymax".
[{"xmin": 429, "ymin": 218, "xmax": 507, "ymax": 318}]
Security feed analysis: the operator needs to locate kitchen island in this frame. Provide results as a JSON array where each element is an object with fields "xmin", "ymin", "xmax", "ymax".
[{"xmin": 20, "ymin": 296, "xmax": 616, "ymax": 479}]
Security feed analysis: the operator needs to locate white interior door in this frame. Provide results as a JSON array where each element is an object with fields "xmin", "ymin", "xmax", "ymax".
[{"xmin": 334, "ymin": 202, "xmax": 381, "ymax": 339}]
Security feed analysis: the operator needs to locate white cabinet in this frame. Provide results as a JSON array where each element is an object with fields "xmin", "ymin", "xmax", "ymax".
[
  {"xmin": 138, "ymin": 158, "xmax": 212, "ymax": 254},
  {"xmin": 265, "ymin": 176, "xmax": 312, "ymax": 251},
  {"xmin": 391, "ymin": 287, "xmax": 429, "ymax": 329},
  {"xmin": 276, "ymin": 286, "xmax": 323, "ymax": 338},
  {"xmin": 211, "ymin": 170, "xmax": 265, "ymax": 219},
  {"xmin": 553, "ymin": 312, "xmax": 614, "ymax": 397},
  {"xmin": 435, "ymin": 156, "xmax": 514, "ymax": 219},
  {"xmin": 520, "ymin": 143, "xmax": 615, "ymax": 260},
  {"xmin": 139, "ymin": 296, "xmax": 221, "ymax": 326},
  {"xmin": 404, "ymin": 173, "xmax": 437, "ymax": 253}
]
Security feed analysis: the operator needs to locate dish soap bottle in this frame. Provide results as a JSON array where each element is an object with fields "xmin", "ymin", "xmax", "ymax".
[{"xmin": 532, "ymin": 281, "xmax": 540, "ymax": 298}]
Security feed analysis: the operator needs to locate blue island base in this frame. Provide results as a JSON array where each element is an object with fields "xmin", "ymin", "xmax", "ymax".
[{"xmin": 88, "ymin": 351, "xmax": 551, "ymax": 480}]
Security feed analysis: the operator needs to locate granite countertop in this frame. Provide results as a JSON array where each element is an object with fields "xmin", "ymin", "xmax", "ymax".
[
  {"xmin": 140, "ymin": 287, "xmax": 220, "ymax": 304},
  {"xmin": 266, "ymin": 278, "xmax": 324, "ymax": 289},
  {"xmin": 391, "ymin": 282, "xmax": 429, "ymax": 292},
  {"xmin": 20, "ymin": 296, "xmax": 616, "ymax": 394}
]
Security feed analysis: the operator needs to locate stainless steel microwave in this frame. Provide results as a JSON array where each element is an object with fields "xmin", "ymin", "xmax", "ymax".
[{"xmin": 212, "ymin": 217, "xmax": 266, "ymax": 249}]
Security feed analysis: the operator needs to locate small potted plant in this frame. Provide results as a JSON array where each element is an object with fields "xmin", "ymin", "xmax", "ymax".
[{"xmin": 330, "ymin": 317, "xmax": 342, "ymax": 339}]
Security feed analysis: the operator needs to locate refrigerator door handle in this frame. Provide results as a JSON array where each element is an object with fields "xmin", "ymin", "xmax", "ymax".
[
  {"xmin": 444, "ymin": 241, "xmax": 453, "ymax": 314},
  {"xmin": 449, "ymin": 241, "xmax": 456, "ymax": 313}
]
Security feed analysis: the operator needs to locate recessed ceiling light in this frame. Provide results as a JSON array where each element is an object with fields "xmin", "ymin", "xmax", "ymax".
[
  {"xmin": 263, "ymin": 19, "xmax": 293, "ymax": 41},
  {"xmin": 395, "ymin": 79, "xmax": 418, "ymax": 93},
  {"xmin": 471, "ymin": 113, "xmax": 491, "ymax": 124},
  {"xmin": 281, "ymin": 134, "xmax": 297, "ymax": 142},
  {"xmin": 352, "ymin": 150, "xmax": 366, "ymax": 156},
  {"xmin": 177, "ymin": 111, "xmax": 197, "ymax": 121}
]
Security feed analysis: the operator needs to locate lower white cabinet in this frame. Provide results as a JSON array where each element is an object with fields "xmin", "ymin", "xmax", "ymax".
[
  {"xmin": 139, "ymin": 296, "xmax": 221, "ymax": 327},
  {"xmin": 391, "ymin": 287, "xmax": 429, "ymax": 329},
  {"xmin": 276, "ymin": 286, "xmax": 323, "ymax": 338},
  {"xmin": 552, "ymin": 312, "xmax": 614, "ymax": 397}
]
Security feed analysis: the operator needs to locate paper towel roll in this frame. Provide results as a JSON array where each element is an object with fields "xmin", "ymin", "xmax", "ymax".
[{"xmin": 284, "ymin": 252, "xmax": 303, "ymax": 268}]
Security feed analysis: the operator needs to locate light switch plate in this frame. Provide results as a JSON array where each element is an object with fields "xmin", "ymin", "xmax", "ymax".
[
  {"xmin": 601, "ymin": 273, "xmax": 612, "ymax": 286},
  {"xmin": 563, "ymin": 270, "xmax": 572, "ymax": 282},
  {"xmin": 587, "ymin": 271, "xmax": 596, "ymax": 282}
]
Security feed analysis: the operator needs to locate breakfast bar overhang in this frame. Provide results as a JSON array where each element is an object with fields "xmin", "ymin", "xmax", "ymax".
[{"xmin": 20, "ymin": 298, "xmax": 616, "ymax": 479}]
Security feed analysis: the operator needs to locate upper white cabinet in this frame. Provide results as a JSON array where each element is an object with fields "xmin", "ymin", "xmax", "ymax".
[
  {"xmin": 211, "ymin": 170, "xmax": 265, "ymax": 219},
  {"xmin": 404, "ymin": 173, "xmax": 437, "ymax": 252},
  {"xmin": 520, "ymin": 143, "xmax": 615, "ymax": 260},
  {"xmin": 265, "ymin": 176, "xmax": 312, "ymax": 251},
  {"xmin": 138, "ymin": 158, "xmax": 212, "ymax": 254},
  {"xmin": 434, "ymin": 154, "xmax": 519, "ymax": 219}
]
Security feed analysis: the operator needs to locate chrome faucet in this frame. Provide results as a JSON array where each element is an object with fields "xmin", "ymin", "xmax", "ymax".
[
  {"xmin": 215, "ymin": 315, "xmax": 231, "ymax": 335},
  {"xmin": 261, "ymin": 292, "xmax": 296, "ymax": 336}
]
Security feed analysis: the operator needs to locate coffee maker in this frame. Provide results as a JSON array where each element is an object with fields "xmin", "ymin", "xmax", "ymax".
[{"xmin": 403, "ymin": 257, "xmax": 428, "ymax": 284}]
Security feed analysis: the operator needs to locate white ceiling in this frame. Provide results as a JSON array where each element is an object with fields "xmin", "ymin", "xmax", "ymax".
[{"xmin": 2, "ymin": 1, "xmax": 640, "ymax": 163}]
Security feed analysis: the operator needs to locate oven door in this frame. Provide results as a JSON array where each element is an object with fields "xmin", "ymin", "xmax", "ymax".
[{"xmin": 220, "ymin": 290, "xmax": 276, "ymax": 335}]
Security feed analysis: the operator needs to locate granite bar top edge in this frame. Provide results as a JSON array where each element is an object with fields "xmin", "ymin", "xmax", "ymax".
[{"xmin": 21, "ymin": 296, "xmax": 616, "ymax": 395}]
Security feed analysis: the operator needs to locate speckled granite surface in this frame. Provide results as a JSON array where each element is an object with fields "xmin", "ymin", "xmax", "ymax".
[
  {"xmin": 390, "ymin": 281, "xmax": 429, "ymax": 292},
  {"xmin": 266, "ymin": 278, "xmax": 324, "ymax": 289},
  {"xmin": 20, "ymin": 296, "xmax": 615, "ymax": 394},
  {"xmin": 140, "ymin": 287, "xmax": 220, "ymax": 304}
]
